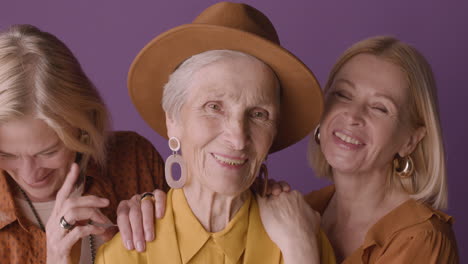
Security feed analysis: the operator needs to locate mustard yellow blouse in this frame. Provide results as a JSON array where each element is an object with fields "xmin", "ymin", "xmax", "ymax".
[{"xmin": 96, "ymin": 189, "xmax": 335, "ymax": 264}]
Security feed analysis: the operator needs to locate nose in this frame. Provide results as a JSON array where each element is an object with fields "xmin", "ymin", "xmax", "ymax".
[
  {"xmin": 223, "ymin": 117, "xmax": 249, "ymax": 150},
  {"xmin": 343, "ymin": 103, "xmax": 366, "ymax": 126},
  {"xmin": 16, "ymin": 156, "xmax": 40, "ymax": 179}
]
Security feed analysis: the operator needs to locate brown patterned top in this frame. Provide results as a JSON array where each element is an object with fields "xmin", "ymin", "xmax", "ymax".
[
  {"xmin": 305, "ymin": 185, "xmax": 459, "ymax": 264},
  {"xmin": 0, "ymin": 131, "xmax": 167, "ymax": 264}
]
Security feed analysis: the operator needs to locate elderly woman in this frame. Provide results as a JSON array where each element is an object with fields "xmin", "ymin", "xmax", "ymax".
[
  {"xmin": 0, "ymin": 24, "xmax": 166, "ymax": 264},
  {"xmin": 96, "ymin": 2, "xmax": 335, "ymax": 264},
  {"xmin": 261, "ymin": 36, "xmax": 459, "ymax": 263}
]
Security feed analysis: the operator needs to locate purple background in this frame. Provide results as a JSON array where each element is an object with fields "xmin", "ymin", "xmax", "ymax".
[{"xmin": 2, "ymin": 0, "xmax": 467, "ymax": 260}]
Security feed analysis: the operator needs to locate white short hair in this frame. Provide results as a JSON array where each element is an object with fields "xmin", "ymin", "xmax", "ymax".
[{"xmin": 162, "ymin": 49, "xmax": 280, "ymax": 119}]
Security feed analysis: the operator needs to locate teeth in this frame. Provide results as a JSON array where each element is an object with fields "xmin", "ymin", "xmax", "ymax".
[
  {"xmin": 213, "ymin": 154, "xmax": 247, "ymax": 166},
  {"xmin": 335, "ymin": 132, "xmax": 362, "ymax": 145}
]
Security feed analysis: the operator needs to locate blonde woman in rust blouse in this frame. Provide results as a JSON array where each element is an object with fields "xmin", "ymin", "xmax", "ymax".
[
  {"xmin": 225, "ymin": 36, "xmax": 458, "ymax": 263},
  {"xmin": 0, "ymin": 24, "xmax": 166, "ymax": 264},
  {"xmin": 96, "ymin": 2, "xmax": 336, "ymax": 264},
  {"xmin": 294, "ymin": 36, "xmax": 459, "ymax": 263}
]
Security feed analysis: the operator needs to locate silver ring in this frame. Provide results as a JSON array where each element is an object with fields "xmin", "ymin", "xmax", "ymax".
[
  {"xmin": 140, "ymin": 192, "xmax": 155, "ymax": 202},
  {"xmin": 59, "ymin": 216, "xmax": 74, "ymax": 230}
]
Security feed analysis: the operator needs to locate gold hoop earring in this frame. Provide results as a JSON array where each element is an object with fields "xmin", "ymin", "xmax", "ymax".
[
  {"xmin": 393, "ymin": 154, "xmax": 414, "ymax": 178},
  {"xmin": 257, "ymin": 163, "xmax": 269, "ymax": 197},
  {"xmin": 314, "ymin": 125, "xmax": 320, "ymax": 145}
]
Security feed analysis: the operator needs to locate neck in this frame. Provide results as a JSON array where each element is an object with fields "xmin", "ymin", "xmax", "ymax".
[
  {"xmin": 22, "ymin": 193, "xmax": 55, "ymax": 203},
  {"xmin": 14, "ymin": 186, "xmax": 56, "ymax": 203},
  {"xmin": 183, "ymin": 179, "xmax": 248, "ymax": 233},
  {"xmin": 330, "ymin": 167, "xmax": 409, "ymax": 222}
]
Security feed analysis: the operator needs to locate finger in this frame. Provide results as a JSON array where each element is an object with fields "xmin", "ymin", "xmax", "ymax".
[
  {"xmin": 271, "ymin": 182, "xmax": 283, "ymax": 196},
  {"xmin": 153, "ymin": 190, "xmax": 167, "ymax": 219},
  {"xmin": 55, "ymin": 163, "xmax": 80, "ymax": 204},
  {"xmin": 63, "ymin": 207, "xmax": 110, "ymax": 226},
  {"xmin": 129, "ymin": 197, "xmax": 146, "ymax": 252},
  {"xmin": 141, "ymin": 197, "xmax": 155, "ymax": 241},
  {"xmin": 116, "ymin": 201, "xmax": 134, "ymax": 250},
  {"xmin": 62, "ymin": 196, "xmax": 109, "ymax": 212},
  {"xmin": 278, "ymin": 181, "xmax": 291, "ymax": 192},
  {"xmin": 265, "ymin": 179, "xmax": 277, "ymax": 195},
  {"xmin": 62, "ymin": 225, "xmax": 106, "ymax": 250}
]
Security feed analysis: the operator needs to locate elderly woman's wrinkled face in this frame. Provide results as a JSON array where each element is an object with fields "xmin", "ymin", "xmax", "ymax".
[
  {"xmin": 320, "ymin": 54, "xmax": 422, "ymax": 175},
  {"xmin": 0, "ymin": 116, "xmax": 76, "ymax": 202},
  {"xmin": 167, "ymin": 55, "xmax": 279, "ymax": 195}
]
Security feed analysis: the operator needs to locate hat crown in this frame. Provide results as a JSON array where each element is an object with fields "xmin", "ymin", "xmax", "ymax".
[{"xmin": 193, "ymin": 2, "xmax": 280, "ymax": 44}]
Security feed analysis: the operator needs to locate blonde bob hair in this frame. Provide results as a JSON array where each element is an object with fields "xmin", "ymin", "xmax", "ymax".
[
  {"xmin": 309, "ymin": 36, "xmax": 448, "ymax": 210},
  {"xmin": 0, "ymin": 24, "xmax": 109, "ymax": 165}
]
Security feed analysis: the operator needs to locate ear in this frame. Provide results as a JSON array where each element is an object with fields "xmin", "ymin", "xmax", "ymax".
[
  {"xmin": 398, "ymin": 125, "xmax": 426, "ymax": 157},
  {"xmin": 165, "ymin": 112, "xmax": 183, "ymax": 139}
]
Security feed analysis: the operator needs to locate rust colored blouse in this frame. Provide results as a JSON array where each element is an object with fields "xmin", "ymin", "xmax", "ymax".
[
  {"xmin": 0, "ymin": 131, "xmax": 167, "ymax": 264},
  {"xmin": 305, "ymin": 185, "xmax": 459, "ymax": 264}
]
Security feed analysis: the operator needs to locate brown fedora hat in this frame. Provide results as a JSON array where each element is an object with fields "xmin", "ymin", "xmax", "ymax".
[{"xmin": 128, "ymin": 1, "xmax": 323, "ymax": 153}]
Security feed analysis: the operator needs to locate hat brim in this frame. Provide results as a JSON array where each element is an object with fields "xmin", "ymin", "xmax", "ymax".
[{"xmin": 128, "ymin": 24, "xmax": 323, "ymax": 153}]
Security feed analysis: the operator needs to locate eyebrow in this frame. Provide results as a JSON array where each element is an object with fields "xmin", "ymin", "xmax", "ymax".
[
  {"xmin": 334, "ymin": 78, "xmax": 356, "ymax": 89},
  {"xmin": 34, "ymin": 141, "xmax": 62, "ymax": 155},
  {"xmin": 0, "ymin": 141, "xmax": 61, "ymax": 156},
  {"xmin": 334, "ymin": 78, "xmax": 398, "ymax": 107}
]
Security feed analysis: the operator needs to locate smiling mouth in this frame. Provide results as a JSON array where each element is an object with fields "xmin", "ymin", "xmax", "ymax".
[
  {"xmin": 24, "ymin": 171, "xmax": 54, "ymax": 187},
  {"xmin": 212, "ymin": 153, "xmax": 248, "ymax": 166},
  {"xmin": 334, "ymin": 131, "xmax": 364, "ymax": 145}
]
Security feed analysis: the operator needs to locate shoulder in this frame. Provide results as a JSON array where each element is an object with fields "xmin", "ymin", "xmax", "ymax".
[
  {"xmin": 369, "ymin": 200, "xmax": 459, "ymax": 263},
  {"xmin": 389, "ymin": 201, "xmax": 456, "ymax": 244},
  {"xmin": 96, "ymin": 233, "xmax": 147, "ymax": 264},
  {"xmin": 91, "ymin": 131, "xmax": 165, "ymax": 199},
  {"xmin": 106, "ymin": 131, "xmax": 155, "ymax": 153},
  {"xmin": 104, "ymin": 131, "xmax": 163, "ymax": 173},
  {"xmin": 96, "ymin": 190, "xmax": 176, "ymax": 264}
]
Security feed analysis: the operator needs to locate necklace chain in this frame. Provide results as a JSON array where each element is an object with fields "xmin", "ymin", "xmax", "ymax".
[
  {"xmin": 17, "ymin": 185, "xmax": 96, "ymax": 263},
  {"xmin": 17, "ymin": 186, "xmax": 46, "ymax": 231}
]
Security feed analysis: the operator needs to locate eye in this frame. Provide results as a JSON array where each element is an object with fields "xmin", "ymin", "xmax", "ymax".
[
  {"xmin": 206, "ymin": 102, "xmax": 222, "ymax": 112},
  {"xmin": 250, "ymin": 109, "xmax": 269, "ymax": 121},
  {"xmin": 333, "ymin": 91, "xmax": 351, "ymax": 100},
  {"xmin": 0, "ymin": 153, "xmax": 17, "ymax": 159},
  {"xmin": 41, "ymin": 150, "xmax": 58, "ymax": 157},
  {"xmin": 371, "ymin": 105, "xmax": 388, "ymax": 114}
]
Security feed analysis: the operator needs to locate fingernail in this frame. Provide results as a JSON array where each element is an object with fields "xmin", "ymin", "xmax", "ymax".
[
  {"xmin": 126, "ymin": 240, "xmax": 133, "ymax": 250},
  {"xmin": 156, "ymin": 208, "xmax": 162, "ymax": 219},
  {"xmin": 145, "ymin": 232, "xmax": 154, "ymax": 241},
  {"xmin": 136, "ymin": 241, "xmax": 145, "ymax": 252}
]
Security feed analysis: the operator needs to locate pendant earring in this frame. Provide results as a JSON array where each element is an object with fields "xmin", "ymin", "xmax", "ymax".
[
  {"xmin": 314, "ymin": 125, "xmax": 320, "ymax": 145},
  {"xmin": 393, "ymin": 154, "xmax": 414, "ymax": 178},
  {"xmin": 165, "ymin": 137, "xmax": 187, "ymax": 188},
  {"xmin": 257, "ymin": 163, "xmax": 269, "ymax": 197}
]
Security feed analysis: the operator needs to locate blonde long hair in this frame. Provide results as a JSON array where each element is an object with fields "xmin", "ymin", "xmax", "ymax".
[
  {"xmin": 309, "ymin": 36, "xmax": 448, "ymax": 209},
  {"xmin": 0, "ymin": 24, "xmax": 109, "ymax": 165}
]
